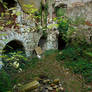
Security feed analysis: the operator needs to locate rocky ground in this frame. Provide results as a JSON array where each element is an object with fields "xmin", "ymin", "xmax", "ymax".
[
  {"xmin": 10, "ymin": 52, "xmax": 85, "ymax": 92},
  {"xmin": 14, "ymin": 76, "xmax": 64, "ymax": 92}
]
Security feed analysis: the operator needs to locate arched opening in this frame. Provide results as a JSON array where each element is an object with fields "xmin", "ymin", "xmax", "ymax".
[
  {"xmin": 3, "ymin": 40, "xmax": 25, "ymax": 54},
  {"xmin": 3, "ymin": 0, "xmax": 17, "ymax": 8},
  {"xmin": 2, "ymin": 40, "xmax": 26, "ymax": 65},
  {"xmin": 38, "ymin": 35, "xmax": 47, "ymax": 50},
  {"xmin": 32, "ymin": 35, "xmax": 47, "ymax": 57},
  {"xmin": 58, "ymin": 34, "xmax": 66, "ymax": 50}
]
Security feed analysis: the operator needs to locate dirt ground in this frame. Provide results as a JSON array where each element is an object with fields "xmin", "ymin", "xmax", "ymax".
[{"xmin": 12, "ymin": 53, "xmax": 86, "ymax": 92}]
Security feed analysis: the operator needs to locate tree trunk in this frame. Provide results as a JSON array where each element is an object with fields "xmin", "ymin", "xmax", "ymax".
[{"xmin": 41, "ymin": 0, "xmax": 48, "ymax": 29}]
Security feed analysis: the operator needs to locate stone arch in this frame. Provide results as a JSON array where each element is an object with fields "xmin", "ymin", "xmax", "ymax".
[
  {"xmin": 2, "ymin": 39, "xmax": 26, "ymax": 62},
  {"xmin": 0, "ymin": 30, "xmax": 31, "ymax": 57},
  {"xmin": 2, "ymin": 39, "xmax": 25, "ymax": 54}
]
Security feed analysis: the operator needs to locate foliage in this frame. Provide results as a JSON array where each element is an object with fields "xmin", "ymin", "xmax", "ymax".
[
  {"xmin": 0, "ymin": 0, "xmax": 42, "ymax": 74},
  {"xmin": 42, "ymin": 30, "xmax": 48, "ymax": 38},
  {"xmin": 56, "ymin": 15, "xmax": 85, "ymax": 42},
  {"xmin": 0, "ymin": 69, "xmax": 12, "ymax": 92},
  {"xmin": 3, "ymin": 51, "xmax": 27, "ymax": 73},
  {"xmin": 27, "ymin": 57, "xmax": 40, "ymax": 68},
  {"xmin": 64, "ymin": 57, "xmax": 92, "ymax": 83},
  {"xmin": 56, "ymin": 46, "xmax": 82, "ymax": 61},
  {"xmin": 47, "ymin": 23, "xmax": 58, "ymax": 29},
  {"xmin": 49, "ymin": 11, "xmax": 86, "ymax": 45},
  {"xmin": 0, "ymin": 2, "xmax": 41, "ymax": 31},
  {"xmin": 44, "ymin": 49, "xmax": 58, "ymax": 57},
  {"xmin": 47, "ymin": 16, "xmax": 69, "ymax": 43},
  {"xmin": 57, "ymin": 17, "xmax": 69, "ymax": 40},
  {"xmin": 23, "ymin": 4, "xmax": 39, "ymax": 20},
  {"xmin": 56, "ymin": 45, "xmax": 92, "ymax": 83},
  {"xmin": 23, "ymin": 4, "xmax": 42, "ymax": 31}
]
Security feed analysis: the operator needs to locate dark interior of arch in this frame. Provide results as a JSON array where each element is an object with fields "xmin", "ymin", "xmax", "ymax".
[
  {"xmin": 58, "ymin": 34, "xmax": 66, "ymax": 50},
  {"xmin": 0, "ymin": 2, "xmax": 5, "ymax": 13},
  {"xmin": 2, "ymin": 40, "xmax": 25, "ymax": 55},
  {"xmin": 38, "ymin": 35, "xmax": 47, "ymax": 50},
  {"xmin": 3, "ymin": 0, "xmax": 17, "ymax": 8}
]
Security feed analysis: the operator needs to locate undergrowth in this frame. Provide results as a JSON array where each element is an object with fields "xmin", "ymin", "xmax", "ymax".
[
  {"xmin": 0, "ymin": 55, "xmax": 41, "ymax": 92},
  {"xmin": 43, "ymin": 49, "xmax": 58, "ymax": 56},
  {"xmin": 0, "ymin": 69, "xmax": 12, "ymax": 92},
  {"xmin": 56, "ymin": 44, "xmax": 92, "ymax": 83}
]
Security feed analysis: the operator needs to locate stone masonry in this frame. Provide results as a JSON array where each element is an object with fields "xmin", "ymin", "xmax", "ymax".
[{"xmin": 0, "ymin": 0, "xmax": 92, "ymax": 66}]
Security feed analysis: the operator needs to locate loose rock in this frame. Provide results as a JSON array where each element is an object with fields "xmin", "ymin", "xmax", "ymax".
[
  {"xmin": 43, "ymin": 79, "xmax": 50, "ymax": 84},
  {"xmin": 53, "ymin": 85, "xmax": 58, "ymax": 89},
  {"xmin": 19, "ymin": 80, "xmax": 40, "ymax": 92},
  {"xmin": 53, "ymin": 79, "xmax": 60, "ymax": 84},
  {"xmin": 47, "ymin": 87, "xmax": 53, "ymax": 91},
  {"xmin": 16, "ymin": 78, "xmax": 64, "ymax": 92}
]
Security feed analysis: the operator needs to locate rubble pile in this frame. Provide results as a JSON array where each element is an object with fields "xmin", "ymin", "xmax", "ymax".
[{"xmin": 15, "ymin": 76, "xmax": 65, "ymax": 92}]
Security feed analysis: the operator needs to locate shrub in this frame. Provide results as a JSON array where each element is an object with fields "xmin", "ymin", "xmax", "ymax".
[
  {"xmin": 44, "ymin": 49, "xmax": 58, "ymax": 56},
  {"xmin": 0, "ymin": 69, "xmax": 12, "ymax": 92},
  {"xmin": 56, "ymin": 46, "xmax": 82, "ymax": 61},
  {"xmin": 28, "ymin": 57, "xmax": 39, "ymax": 68},
  {"xmin": 56, "ymin": 45, "xmax": 92, "ymax": 83},
  {"xmin": 23, "ymin": 57, "xmax": 40, "ymax": 70},
  {"xmin": 3, "ymin": 51, "xmax": 28, "ymax": 73},
  {"xmin": 65, "ymin": 58, "xmax": 92, "ymax": 83}
]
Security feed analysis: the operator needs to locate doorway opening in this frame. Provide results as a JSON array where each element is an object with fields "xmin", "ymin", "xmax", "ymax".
[
  {"xmin": 2, "ymin": 40, "xmax": 26, "ymax": 64},
  {"xmin": 38, "ymin": 35, "xmax": 47, "ymax": 50},
  {"xmin": 2, "ymin": 40, "xmax": 25, "ymax": 54},
  {"xmin": 58, "ymin": 34, "xmax": 66, "ymax": 50}
]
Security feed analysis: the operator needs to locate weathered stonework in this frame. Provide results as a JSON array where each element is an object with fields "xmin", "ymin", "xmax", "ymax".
[
  {"xmin": 66, "ymin": 1, "xmax": 92, "ymax": 43},
  {"xmin": 0, "ymin": 29, "xmax": 43, "ymax": 56},
  {"xmin": 0, "ymin": 0, "xmax": 59, "ymax": 58},
  {"xmin": 0, "ymin": 0, "xmax": 92, "ymax": 67},
  {"xmin": 45, "ymin": 30, "xmax": 59, "ymax": 50},
  {"xmin": 55, "ymin": 0, "xmax": 92, "ymax": 43}
]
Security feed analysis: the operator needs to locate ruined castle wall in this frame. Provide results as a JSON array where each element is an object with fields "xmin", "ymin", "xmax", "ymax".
[
  {"xmin": 55, "ymin": 0, "xmax": 92, "ymax": 44},
  {"xmin": 0, "ymin": 28, "xmax": 43, "ymax": 57},
  {"xmin": 66, "ymin": 1, "xmax": 92, "ymax": 43}
]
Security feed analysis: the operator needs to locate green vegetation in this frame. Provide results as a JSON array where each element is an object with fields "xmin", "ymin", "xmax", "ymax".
[
  {"xmin": 56, "ymin": 44, "xmax": 92, "ymax": 83},
  {"xmin": 0, "ymin": 69, "xmax": 12, "ymax": 92},
  {"xmin": 0, "ymin": 0, "xmax": 92, "ymax": 92},
  {"xmin": 57, "ymin": 16, "xmax": 69, "ymax": 42},
  {"xmin": 3, "ymin": 51, "xmax": 27, "ymax": 73},
  {"xmin": 43, "ymin": 49, "xmax": 58, "ymax": 56},
  {"xmin": 0, "ymin": 56, "xmax": 40, "ymax": 92},
  {"xmin": 0, "ymin": 47, "xmax": 92, "ymax": 91}
]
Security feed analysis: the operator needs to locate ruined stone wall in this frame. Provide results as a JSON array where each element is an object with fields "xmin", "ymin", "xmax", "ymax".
[
  {"xmin": 55, "ymin": 0, "xmax": 92, "ymax": 7},
  {"xmin": 55, "ymin": 0, "xmax": 92, "ymax": 44},
  {"xmin": 66, "ymin": 1, "xmax": 92, "ymax": 22},
  {"xmin": 45, "ymin": 30, "xmax": 59, "ymax": 50},
  {"xmin": 1, "ymin": 0, "xmax": 92, "ymax": 62},
  {"xmin": 0, "ymin": 28, "xmax": 43, "ymax": 57},
  {"xmin": 55, "ymin": 0, "xmax": 92, "ymax": 22},
  {"xmin": 66, "ymin": 1, "xmax": 92, "ymax": 43}
]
